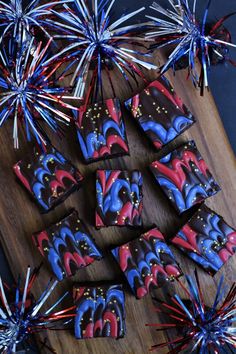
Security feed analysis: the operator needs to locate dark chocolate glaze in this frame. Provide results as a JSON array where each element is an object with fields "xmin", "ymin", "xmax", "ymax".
[
  {"xmin": 111, "ymin": 227, "xmax": 182, "ymax": 299},
  {"xmin": 32, "ymin": 210, "xmax": 102, "ymax": 281},
  {"xmin": 171, "ymin": 204, "xmax": 236, "ymax": 275},
  {"xmin": 125, "ymin": 76, "xmax": 195, "ymax": 150},
  {"xmin": 95, "ymin": 170, "xmax": 143, "ymax": 228},
  {"xmin": 74, "ymin": 98, "xmax": 129, "ymax": 163},
  {"xmin": 13, "ymin": 146, "xmax": 83, "ymax": 212},
  {"xmin": 150, "ymin": 140, "xmax": 221, "ymax": 214},
  {"xmin": 73, "ymin": 284, "xmax": 126, "ymax": 339}
]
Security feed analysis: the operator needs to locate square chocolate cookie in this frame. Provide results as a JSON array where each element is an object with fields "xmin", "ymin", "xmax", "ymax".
[
  {"xmin": 13, "ymin": 146, "xmax": 83, "ymax": 212},
  {"xmin": 75, "ymin": 98, "xmax": 129, "ymax": 163},
  {"xmin": 32, "ymin": 210, "xmax": 102, "ymax": 280},
  {"xmin": 149, "ymin": 140, "xmax": 220, "ymax": 214},
  {"xmin": 125, "ymin": 76, "xmax": 195, "ymax": 150},
  {"xmin": 73, "ymin": 284, "xmax": 126, "ymax": 339},
  {"xmin": 111, "ymin": 227, "xmax": 182, "ymax": 299},
  {"xmin": 171, "ymin": 204, "xmax": 236, "ymax": 275}
]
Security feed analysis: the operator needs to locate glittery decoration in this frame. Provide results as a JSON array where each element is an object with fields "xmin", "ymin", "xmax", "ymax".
[
  {"xmin": 0, "ymin": 38, "xmax": 78, "ymax": 148},
  {"xmin": 147, "ymin": 271, "xmax": 236, "ymax": 353},
  {"xmin": 0, "ymin": 266, "xmax": 75, "ymax": 353},
  {"xmin": 146, "ymin": 0, "xmax": 236, "ymax": 94},
  {"xmin": 44, "ymin": 0, "xmax": 157, "ymax": 100}
]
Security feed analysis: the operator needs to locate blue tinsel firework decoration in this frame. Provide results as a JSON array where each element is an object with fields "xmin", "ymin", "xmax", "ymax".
[
  {"xmin": 0, "ymin": 0, "xmax": 72, "ymax": 49},
  {"xmin": 0, "ymin": 37, "xmax": 78, "ymax": 148},
  {"xmin": 0, "ymin": 266, "xmax": 75, "ymax": 354},
  {"xmin": 146, "ymin": 0, "xmax": 236, "ymax": 94},
  {"xmin": 43, "ymin": 0, "xmax": 157, "ymax": 100},
  {"xmin": 146, "ymin": 271, "xmax": 236, "ymax": 353}
]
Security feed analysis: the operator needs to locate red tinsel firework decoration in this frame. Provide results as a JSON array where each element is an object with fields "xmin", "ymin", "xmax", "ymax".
[
  {"xmin": 0, "ymin": 37, "xmax": 78, "ymax": 148},
  {"xmin": 146, "ymin": 271, "xmax": 236, "ymax": 353},
  {"xmin": 0, "ymin": 266, "xmax": 75, "ymax": 354},
  {"xmin": 43, "ymin": 0, "xmax": 157, "ymax": 101},
  {"xmin": 146, "ymin": 0, "xmax": 236, "ymax": 94}
]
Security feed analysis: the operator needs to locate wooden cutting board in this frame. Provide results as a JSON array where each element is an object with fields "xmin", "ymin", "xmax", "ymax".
[{"xmin": 0, "ymin": 52, "xmax": 235, "ymax": 354}]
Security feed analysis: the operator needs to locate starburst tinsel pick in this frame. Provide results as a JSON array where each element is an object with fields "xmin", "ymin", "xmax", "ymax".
[
  {"xmin": 146, "ymin": 0, "xmax": 236, "ymax": 94},
  {"xmin": 0, "ymin": 37, "xmax": 78, "ymax": 148},
  {"xmin": 44, "ymin": 0, "xmax": 157, "ymax": 100},
  {"xmin": 0, "ymin": 266, "xmax": 75, "ymax": 354},
  {"xmin": 146, "ymin": 271, "xmax": 236, "ymax": 353},
  {"xmin": 0, "ymin": 0, "xmax": 72, "ymax": 50}
]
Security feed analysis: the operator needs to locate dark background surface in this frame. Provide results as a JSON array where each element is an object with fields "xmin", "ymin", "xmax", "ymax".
[{"xmin": 0, "ymin": 1, "xmax": 235, "ymax": 353}]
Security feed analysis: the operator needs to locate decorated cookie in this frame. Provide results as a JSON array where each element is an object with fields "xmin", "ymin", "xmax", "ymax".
[
  {"xmin": 125, "ymin": 76, "xmax": 195, "ymax": 150},
  {"xmin": 73, "ymin": 284, "xmax": 126, "ymax": 339},
  {"xmin": 95, "ymin": 170, "xmax": 143, "ymax": 228},
  {"xmin": 32, "ymin": 210, "xmax": 102, "ymax": 281},
  {"xmin": 149, "ymin": 140, "xmax": 221, "ymax": 214},
  {"xmin": 13, "ymin": 146, "xmax": 83, "ymax": 212},
  {"xmin": 171, "ymin": 204, "xmax": 236, "ymax": 275},
  {"xmin": 111, "ymin": 227, "xmax": 182, "ymax": 299},
  {"xmin": 74, "ymin": 98, "xmax": 129, "ymax": 163}
]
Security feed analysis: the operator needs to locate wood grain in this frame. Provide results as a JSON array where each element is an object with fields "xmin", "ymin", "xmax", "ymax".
[{"xmin": 0, "ymin": 52, "xmax": 235, "ymax": 354}]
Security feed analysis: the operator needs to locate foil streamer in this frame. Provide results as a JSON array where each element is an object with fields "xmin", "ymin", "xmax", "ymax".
[
  {"xmin": 146, "ymin": 0, "xmax": 236, "ymax": 94},
  {"xmin": 43, "ymin": 0, "xmax": 157, "ymax": 101},
  {"xmin": 0, "ymin": 0, "xmax": 72, "ymax": 50},
  {"xmin": 0, "ymin": 37, "xmax": 78, "ymax": 148},
  {"xmin": 0, "ymin": 266, "xmax": 75, "ymax": 354},
  {"xmin": 146, "ymin": 270, "xmax": 236, "ymax": 353}
]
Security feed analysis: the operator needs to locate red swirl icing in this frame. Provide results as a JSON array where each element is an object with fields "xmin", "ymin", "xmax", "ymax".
[
  {"xmin": 118, "ymin": 246, "xmax": 132, "ymax": 272},
  {"xmin": 149, "ymin": 80, "xmax": 185, "ymax": 112},
  {"xmin": 64, "ymin": 252, "xmax": 87, "ymax": 276},
  {"xmin": 151, "ymin": 150, "xmax": 209, "ymax": 191},
  {"xmin": 13, "ymin": 163, "xmax": 32, "ymax": 192},
  {"xmin": 103, "ymin": 311, "xmax": 118, "ymax": 337},
  {"xmin": 106, "ymin": 98, "xmax": 121, "ymax": 124}
]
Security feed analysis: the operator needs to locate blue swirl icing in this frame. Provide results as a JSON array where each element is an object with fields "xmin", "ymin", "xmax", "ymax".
[
  {"xmin": 77, "ymin": 119, "xmax": 126, "ymax": 160},
  {"xmin": 97, "ymin": 177, "xmax": 141, "ymax": 215},
  {"xmin": 190, "ymin": 252, "xmax": 220, "ymax": 273},
  {"xmin": 159, "ymin": 152, "xmax": 172, "ymax": 164},
  {"xmin": 32, "ymin": 182, "xmax": 49, "ymax": 210},
  {"xmin": 106, "ymin": 180, "xmax": 130, "ymax": 213},
  {"xmin": 48, "ymin": 248, "xmax": 64, "ymax": 281},
  {"xmin": 153, "ymin": 241, "xmax": 176, "ymax": 261},
  {"xmin": 156, "ymin": 175, "xmax": 209, "ymax": 213},
  {"xmin": 75, "ymin": 286, "xmax": 125, "ymax": 338},
  {"xmin": 157, "ymin": 177, "xmax": 186, "ymax": 212},
  {"xmin": 173, "ymin": 116, "xmax": 193, "ymax": 132},
  {"xmin": 127, "ymin": 268, "xmax": 141, "ymax": 289},
  {"xmin": 41, "ymin": 153, "xmax": 64, "ymax": 171},
  {"xmin": 210, "ymin": 215, "xmax": 223, "ymax": 236},
  {"xmin": 185, "ymin": 185, "xmax": 208, "ymax": 209},
  {"xmin": 141, "ymin": 116, "xmax": 193, "ymax": 145},
  {"xmin": 198, "ymin": 238, "xmax": 224, "ymax": 270},
  {"xmin": 47, "ymin": 225, "xmax": 101, "ymax": 281},
  {"xmin": 35, "ymin": 167, "xmax": 51, "ymax": 183},
  {"xmin": 116, "ymin": 236, "xmax": 177, "ymax": 296},
  {"xmin": 32, "ymin": 151, "xmax": 69, "ymax": 210},
  {"xmin": 176, "ymin": 212, "xmax": 229, "ymax": 273}
]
